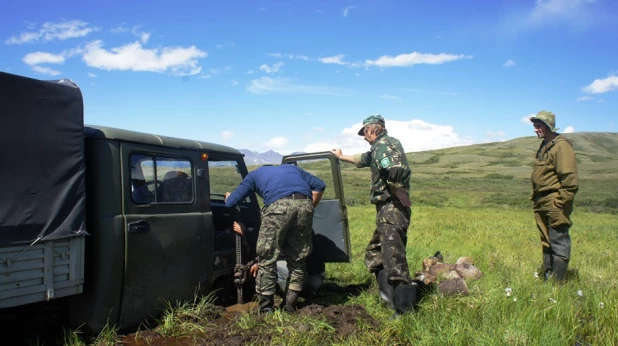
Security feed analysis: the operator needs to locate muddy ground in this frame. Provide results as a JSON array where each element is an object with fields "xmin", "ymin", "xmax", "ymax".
[
  {"xmin": 118, "ymin": 303, "xmax": 379, "ymax": 346},
  {"xmin": 4, "ymin": 282, "xmax": 388, "ymax": 345},
  {"xmin": 117, "ymin": 282, "xmax": 377, "ymax": 346}
]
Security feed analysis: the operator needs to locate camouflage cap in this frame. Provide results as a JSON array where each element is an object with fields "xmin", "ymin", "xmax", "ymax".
[
  {"xmin": 530, "ymin": 110, "xmax": 559, "ymax": 132},
  {"xmin": 357, "ymin": 114, "xmax": 386, "ymax": 136}
]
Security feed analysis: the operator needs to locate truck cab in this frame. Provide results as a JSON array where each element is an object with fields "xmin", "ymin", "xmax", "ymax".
[{"xmin": 0, "ymin": 71, "xmax": 351, "ymax": 333}]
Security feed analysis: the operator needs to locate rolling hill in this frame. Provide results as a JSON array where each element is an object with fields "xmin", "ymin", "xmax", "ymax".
[{"xmin": 406, "ymin": 132, "xmax": 618, "ymax": 180}]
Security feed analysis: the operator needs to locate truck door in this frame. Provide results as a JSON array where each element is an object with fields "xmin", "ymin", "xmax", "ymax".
[
  {"xmin": 119, "ymin": 143, "xmax": 213, "ymax": 327},
  {"xmin": 281, "ymin": 151, "xmax": 351, "ymax": 262}
]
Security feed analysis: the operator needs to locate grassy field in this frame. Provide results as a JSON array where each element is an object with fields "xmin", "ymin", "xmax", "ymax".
[{"xmin": 64, "ymin": 132, "xmax": 617, "ymax": 345}]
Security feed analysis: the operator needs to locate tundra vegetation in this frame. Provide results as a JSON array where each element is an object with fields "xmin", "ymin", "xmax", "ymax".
[{"xmin": 44, "ymin": 133, "xmax": 618, "ymax": 345}]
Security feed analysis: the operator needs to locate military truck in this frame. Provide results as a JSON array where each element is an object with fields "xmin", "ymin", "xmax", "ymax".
[{"xmin": 0, "ymin": 71, "xmax": 350, "ymax": 333}]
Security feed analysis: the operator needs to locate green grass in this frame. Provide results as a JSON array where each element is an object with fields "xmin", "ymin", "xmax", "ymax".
[{"xmin": 79, "ymin": 202, "xmax": 618, "ymax": 345}]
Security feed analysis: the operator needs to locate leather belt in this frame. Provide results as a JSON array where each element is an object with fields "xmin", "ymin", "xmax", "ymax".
[{"xmin": 281, "ymin": 193, "xmax": 311, "ymax": 200}]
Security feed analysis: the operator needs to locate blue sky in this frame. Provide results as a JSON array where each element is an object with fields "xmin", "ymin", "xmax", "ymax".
[{"xmin": 2, "ymin": 0, "xmax": 617, "ymax": 155}]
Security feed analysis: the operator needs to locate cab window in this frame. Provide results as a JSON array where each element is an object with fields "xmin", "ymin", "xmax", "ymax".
[
  {"xmin": 130, "ymin": 154, "xmax": 193, "ymax": 204},
  {"xmin": 208, "ymin": 159, "xmax": 247, "ymax": 203},
  {"xmin": 295, "ymin": 159, "xmax": 336, "ymax": 200}
]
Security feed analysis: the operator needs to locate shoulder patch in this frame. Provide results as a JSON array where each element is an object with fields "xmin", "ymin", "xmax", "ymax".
[{"xmin": 380, "ymin": 157, "xmax": 391, "ymax": 168}]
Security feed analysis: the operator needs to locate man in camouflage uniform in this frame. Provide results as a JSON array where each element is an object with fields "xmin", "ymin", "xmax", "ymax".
[
  {"xmin": 530, "ymin": 111, "xmax": 579, "ymax": 282},
  {"xmin": 331, "ymin": 114, "xmax": 417, "ymax": 315},
  {"xmin": 225, "ymin": 164, "xmax": 325, "ymax": 313}
]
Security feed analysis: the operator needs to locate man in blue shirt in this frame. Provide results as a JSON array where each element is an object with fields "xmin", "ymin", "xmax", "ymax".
[{"xmin": 225, "ymin": 164, "xmax": 325, "ymax": 314}]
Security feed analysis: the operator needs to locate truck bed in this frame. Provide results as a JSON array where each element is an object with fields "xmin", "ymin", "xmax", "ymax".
[{"xmin": 0, "ymin": 237, "xmax": 85, "ymax": 308}]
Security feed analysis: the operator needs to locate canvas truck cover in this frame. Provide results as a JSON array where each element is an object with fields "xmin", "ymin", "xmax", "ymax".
[{"xmin": 0, "ymin": 72, "xmax": 86, "ymax": 247}]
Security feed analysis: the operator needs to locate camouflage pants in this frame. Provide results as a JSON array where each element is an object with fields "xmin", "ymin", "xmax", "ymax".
[
  {"xmin": 365, "ymin": 201, "xmax": 412, "ymax": 284},
  {"xmin": 255, "ymin": 199, "xmax": 314, "ymax": 295}
]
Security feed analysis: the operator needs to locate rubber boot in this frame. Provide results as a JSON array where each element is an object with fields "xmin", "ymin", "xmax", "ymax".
[
  {"xmin": 258, "ymin": 294, "xmax": 274, "ymax": 315},
  {"xmin": 375, "ymin": 270, "xmax": 395, "ymax": 310},
  {"xmin": 542, "ymin": 250, "xmax": 553, "ymax": 281},
  {"xmin": 284, "ymin": 289, "xmax": 300, "ymax": 313},
  {"xmin": 393, "ymin": 282, "xmax": 418, "ymax": 316},
  {"xmin": 550, "ymin": 256, "xmax": 569, "ymax": 282}
]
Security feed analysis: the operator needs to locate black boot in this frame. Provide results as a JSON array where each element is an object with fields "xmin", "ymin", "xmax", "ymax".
[
  {"xmin": 258, "ymin": 294, "xmax": 274, "ymax": 315},
  {"xmin": 375, "ymin": 270, "xmax": 395, "ymax": 310},
  {"xmin": 542, "ymin": 250, "xmax": 553, "ymax": 281},
  {"xmin": 550, "ymin": 256, "xmax": 569, "ymax": 282},
  {"xmin": 393, "ymin": 282, "xmax": 418, "ymax": 316},
  {"xmin": 284, "ymin": 289, "xmax": 300, "ymax": 313}
]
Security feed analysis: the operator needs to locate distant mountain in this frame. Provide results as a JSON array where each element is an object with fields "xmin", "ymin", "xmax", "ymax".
[{"xmin": 239, "ymin": 149, "xmax": 283, "ymax": 165}]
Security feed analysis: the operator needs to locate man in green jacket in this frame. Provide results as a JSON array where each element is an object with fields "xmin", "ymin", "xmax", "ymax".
[
  {"xmin": 331, "ymin": 114, "xmax": 417, "ymax": 315},
  {"xmin": 530, "ymin": 111, "xmax": 579, "ymax": 282}
]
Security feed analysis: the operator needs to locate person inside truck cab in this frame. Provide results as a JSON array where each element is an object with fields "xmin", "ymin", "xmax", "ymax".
[{"xmin": 130, "ymin": 165, "xmax": 153, "ymax": 204}]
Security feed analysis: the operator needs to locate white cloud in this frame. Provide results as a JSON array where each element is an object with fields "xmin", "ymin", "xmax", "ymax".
[
  {"xmin": 503, "ymin": 59, "xmax": 516, "ymax": 67},
  {"xmin": 562, "ymin": 126, "xmax": 575, "ymax": 133},
  {"xmin": 31, "ymin": 65, "xmax": 61, "ymax": 76},
  {"xmin": 319, "ymin": 55, "xmax": 347, "ymax": 65},
  {"xmin": 221, "ymin": 131, "xmax": 235, "ymax": 141},
  {"xmin": 304, "ymin": 118, "xmax": 474, "ymax": 154},
  {"xmin": 139, "ymin": 32, "xmax": 150, "ymax": 44},
  {"xmin": 231, "ymin": 79, "xmax": 239, "ymax": 86},
  {"xmin": 259, "ymin": 61, "xmax": 284, "ymax": 73},
  {"xmin": 111, "ymin": 25, "xmax": 129, "ymax": 33},
  {"xmin": 379, "ymin": 94, "xmax": 402, "ymax": 103},
  {"xmin": 582, "ymin": 75, "xmax": 618, "ymax": 94},
  {"xmin": 210, "ymin": 66, "xmax": 231, "ymax": 75},
  {"xmin": 598, "ymin": 98, "xmax": 606, "ymax": 103},
  {"xmin": 22, "ymin": 52, "xmax": 65, "ymax": 65},
  {"xmin": 530, "ymin": 0, "xmax": 595, "ymax": 22},
  {"xmin": 365, "ymin": 52, "xmax": 472, "ymax": 68},
  {"xmin": 267, "ymin": 53, "xmax": 309, "ymax": 61},
  {"xmin": 216, "ymin": 42, "xmax": 235, "ymax": 49},
  {"xmin": 88, "ymin": 72, "xmax": 96, "ymax": 78},
  {"xmin": 265, "ymin": 136, "xmax": 289, "ymax": 149},
  {"xmin": 247, "ymin": 77, "xmax": 352, "ymax": 96},
  {"xmin": 521, "ymin": 114, "xmax": 535, "ymax": 125},
  {"xmin": 81, "ymin": 40, "xmax": 207, "ymax": 75},
  {"xmin": 342, "ymin": 6, "xmax": 358, "ymax": 17},
  {"xmin": 6, "ymin": 20, "xmax": 99, "ymax": 44},
  {"xmin": 246, "ymin": 70, "xmax": 255, "ymax": 74},
  {"xmin": 576, "ymin": 95, "xmax": 593, "ymax": 101},
  {"xmin": 486, "ymin": 130, "xmax": 507, "ymax": 138},
  {"xmin": 199, "ymin": 74, "xmax": 212, "ymax": 79},
  {"xmin": 513, "ymin": 0, "xmax": 600, "ymax": 31},
  {"xmin": 22, "ymin": 52, "xmax": 65, "ymax": 75},
  {"xmin": 313, "ymin": 127, "xmax": 324, "ymax": 132}
]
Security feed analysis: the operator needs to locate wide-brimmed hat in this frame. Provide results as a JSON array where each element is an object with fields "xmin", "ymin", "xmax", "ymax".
[
  {"xmin": 530, "ymin": 110, "xmax": 559, "ymax": 132},
  {"xmin": 357, "ymin": 114, "xmax": 386, "ymax": 136}
]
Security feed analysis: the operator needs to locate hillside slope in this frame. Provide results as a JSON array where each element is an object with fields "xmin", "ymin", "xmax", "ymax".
[
  {"xmin": 330, "ymin": 132, "xmax": 618, "ymax": 212},
  {"xmin": 406, "ymin": 132, "xmax": 618, "ymax": 180}
]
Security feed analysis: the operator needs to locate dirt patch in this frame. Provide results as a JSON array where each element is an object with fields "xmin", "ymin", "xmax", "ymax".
[
  {"xmin": 298, "ymin": 304, "xmax": 380, "ymax": 339},
  {"xmin": 117, "ymin": 303, "xmax": 380, "ymax": 346}
]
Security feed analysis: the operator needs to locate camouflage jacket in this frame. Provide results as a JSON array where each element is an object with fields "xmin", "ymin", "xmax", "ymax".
[
  {"xmin": 353, "ymin": 133, "xmax": 411, "ymax": 204},
  {"xmin": 531, "ymin": 135, "xmax": 579, "ymax": 209}
]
